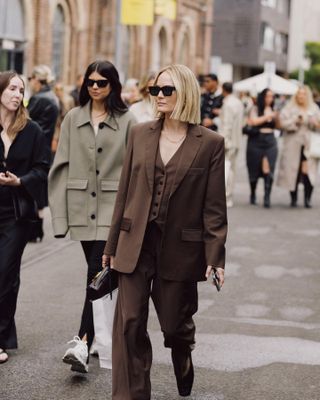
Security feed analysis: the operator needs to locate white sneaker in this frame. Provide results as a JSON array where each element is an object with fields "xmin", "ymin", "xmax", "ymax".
[{"xmin": 62, "ymin": 336, "xmax": 89, "ymax": 373}]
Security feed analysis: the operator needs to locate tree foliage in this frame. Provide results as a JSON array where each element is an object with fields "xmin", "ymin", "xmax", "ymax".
[{"xmin": 290, "ymin": 41, "xmax": 320, "ymax": 92}]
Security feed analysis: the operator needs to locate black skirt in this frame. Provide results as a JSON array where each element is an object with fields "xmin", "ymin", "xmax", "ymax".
[{"xmin": 246, "ymin": 132, "xmax": 278, "ymax": 182}]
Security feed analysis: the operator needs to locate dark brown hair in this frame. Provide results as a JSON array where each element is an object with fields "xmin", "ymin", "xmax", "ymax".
[{"xmin": 0, "ymin": 71, "xmax": 28, "ymax": 140}]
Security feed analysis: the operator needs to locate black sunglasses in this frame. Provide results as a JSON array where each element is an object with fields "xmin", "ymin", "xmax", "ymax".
[
  {"xmin": 86, "ymin": 79, "xmax": 109, "ymax": 88},
  {"xmin": 149, "ymin": 85, "xmax": 176, "ymax": 96}
]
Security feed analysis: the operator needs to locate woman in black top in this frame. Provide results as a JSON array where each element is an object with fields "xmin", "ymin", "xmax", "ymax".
[
  {"xmin": 0, "ymin": 71, "xmax": 48, "ymax": 364},
  {"xmin": 246, "ymin": 88, "xmax": 279, "ymax": 208}
]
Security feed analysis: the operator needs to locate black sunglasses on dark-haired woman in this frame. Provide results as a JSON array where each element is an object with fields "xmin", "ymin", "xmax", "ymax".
[
  {"xmin": 148, "ymin": 85, "xmax": 176, "ymax": 96},
  {"xmin": 86, "ymin": 79, "xmax": 109, "ymax": 88}
]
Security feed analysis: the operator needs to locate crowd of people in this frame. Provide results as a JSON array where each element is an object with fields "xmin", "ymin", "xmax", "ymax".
[
  {"xmin": 0, "ymin": 60, "xmax": 319, "ymax": 400},
  {"xmin": 199, "ymin": 73, "xmax": 320, "ymax": 209}
]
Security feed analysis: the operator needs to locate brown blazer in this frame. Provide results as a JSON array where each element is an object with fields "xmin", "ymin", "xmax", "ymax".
[{"xmin": 104, "ymin": 119, "xmax": 227, "ymax": 282}]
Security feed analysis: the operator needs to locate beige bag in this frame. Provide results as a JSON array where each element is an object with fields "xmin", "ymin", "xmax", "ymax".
[{"xmin": 309, "ymin": 132, "xmax": 320, "ymax": 159}]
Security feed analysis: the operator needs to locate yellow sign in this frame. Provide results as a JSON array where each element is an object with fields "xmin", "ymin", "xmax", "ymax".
[
  {"xmin": 121, "ymin": 0, "xmax": 154, "ymax": 26},
  {"xmin": 155, "ymin": 0, "xmax": 177, "ymax": 20}
]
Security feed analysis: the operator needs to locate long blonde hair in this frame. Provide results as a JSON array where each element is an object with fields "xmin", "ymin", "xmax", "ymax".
[
  {"xmin": 0, "ymin": 71, "xmax": 28, "ymax": 140},
  {"xmin": 289, "ymin": 85, "xmax": 315, "ymax": 110}
]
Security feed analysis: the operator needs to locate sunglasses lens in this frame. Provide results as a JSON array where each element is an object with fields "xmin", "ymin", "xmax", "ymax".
[
  {"xmin": 149, "ymin": 86, "xmax": 160, "ymax": 96},
  {"xmin": 87, "ymin": 79, "xmax": 108, "ymax": 88},
  {"xmin": 97, "ymin": 80, "xmax": 109, "ymax": 88},
  {"xmin": 162, "ymin": 86, "xmax": 174, "ymax": 96}
]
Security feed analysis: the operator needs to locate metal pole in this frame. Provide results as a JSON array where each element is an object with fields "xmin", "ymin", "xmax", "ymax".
[
  {"xmin": 115, "ymin": 0, "xmax": 124, "ymax": 82},
  {"xmin": 298, "ymin": 66, "xmax": 304, "ymax": 84}
]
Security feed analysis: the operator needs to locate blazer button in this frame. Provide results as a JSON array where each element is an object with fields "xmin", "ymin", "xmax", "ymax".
[
  {"xmin": 97, "ymin": 147, "xmax": 103, "ymax": 153},
  {"xmin": 96, "ymin": 170, "xmax": 100, "ymax": 175},
  {"xmin": 91, "ymin": 214, "xmax": 96, "ymax": 220},
  {"xmin": 91, "ymin": 192, "xmax": 96, "ymax": 197}
]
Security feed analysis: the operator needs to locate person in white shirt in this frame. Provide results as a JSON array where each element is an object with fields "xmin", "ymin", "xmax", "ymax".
[
  {"xmin": 130, "ymin": 72, "xmax": 156, "ymax": 123},
  {"xmin": 219, "ymin": 82, "xmax": 244, "ymax": 207}
]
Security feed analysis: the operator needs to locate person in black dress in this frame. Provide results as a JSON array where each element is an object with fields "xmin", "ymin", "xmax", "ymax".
[
  {"xmin": 246, "ymin": 88, "xmax": 279, "ymax": 208},
  {"xmin": 0, "ymin": 71, "xmax": 48, "ymax": 364},
  {"xmin": 27, "ymin": 65, "xmax": 59, "ymax": 241}
]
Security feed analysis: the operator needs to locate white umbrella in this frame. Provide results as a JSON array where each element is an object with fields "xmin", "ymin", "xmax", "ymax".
[{"xmin": 233, "ymin": 72, "xmax": 298, "ymax": 96}]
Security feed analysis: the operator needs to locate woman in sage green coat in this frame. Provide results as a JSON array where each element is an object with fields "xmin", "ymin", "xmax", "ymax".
[{"xmin": 48, "ymin": 60, "xmax": 136, "ymax": 373}]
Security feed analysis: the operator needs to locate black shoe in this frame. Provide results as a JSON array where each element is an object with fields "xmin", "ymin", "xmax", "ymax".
[
  {"xmin": 172, "ymin": 349, "xmax": 194, "ymax": 397},
  {"xmin": 250, "ymin": 193, "xmax": 256, "ymax": 205},
  {"xmin": 263, "ymin": 175, "xmax": 273, "ymax": 208},
  {"xmin": 290, "ymin": 191, "xmax": 297, "ymax": 207},
  {"xmin": 250, "ymin": 181, "xmax": 257, "ymax": 205},
  {"xmin": 28, "ymin": 217, "xmax": 44, "ymax": 242},
  {"xmin": 304, "ymin": 197, "xmax": 312, "ymax": 208},
  {"xmin": 303, "ymin": 175, "xmax": 313, "ymax": 209}
]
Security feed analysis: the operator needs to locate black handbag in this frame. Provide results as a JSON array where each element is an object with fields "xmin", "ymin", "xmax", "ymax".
[
  {"xmin": 242, "ymin": 125, "xmax": 260, "ymax": 137},
  {"xmin": 10, "ymin": 188, "xmax": 38, "ymax": 221},
  {"xmin": 87, "ymin": 266, "xmax": 118, "ymax": 301}
]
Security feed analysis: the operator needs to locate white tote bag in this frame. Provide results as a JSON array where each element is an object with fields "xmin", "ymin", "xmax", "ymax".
[
  {"xmin": 309, "ymin": 132, "xmax": 320, "ymax": 159},
  {"xmin": 92, "ymin": 289, "xmax": 118, "ymax": 369},
  {"xmin": 225, "ymin": 159, "xmax": 231, "ymax": 183}
]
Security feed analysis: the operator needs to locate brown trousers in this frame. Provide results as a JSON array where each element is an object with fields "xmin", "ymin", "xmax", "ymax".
[{"xmin": 112, "ymin": 222, "xmax": 198, "ymax": 400}]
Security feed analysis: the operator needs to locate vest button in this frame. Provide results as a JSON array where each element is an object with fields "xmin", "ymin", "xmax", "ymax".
[
  {"xmin": 97, "ymin": 148, "xmax": 102, "ymax": 153},
  {"xmin": 91, "ymin": 192, "xmax": 96, "ymax": 197},
  {"xmin": 91, "ymin": 214, "xmax": 96, "ymax": 220}
]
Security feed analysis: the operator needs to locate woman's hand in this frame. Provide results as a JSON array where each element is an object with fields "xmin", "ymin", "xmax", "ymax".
[
  {"xmin": 102, "ymin": 254, "xmax": 114, "ymax": 269},
  {"xmin": 206, "ymin": 265, "xmax": 225, "ymax": 288},
  {"xmin": 0, "ymin": 171, "xmax": 21, "ymax": 186}
]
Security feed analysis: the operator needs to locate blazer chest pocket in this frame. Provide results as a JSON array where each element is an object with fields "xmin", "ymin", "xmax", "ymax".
[
  {"xmin": 67, "ymin": 179, "xmax": 88, "ymax": 226},
  {"xmin": 181, "ymin": 229, "xmax": 203, "ymax": 242},
  {"xmin": 98, "ymin": 180, "xmax": 119, "ymax": 226},
  {"xmin": 186, "ymin": 168, "xmax": 204, "ymax": 176}
]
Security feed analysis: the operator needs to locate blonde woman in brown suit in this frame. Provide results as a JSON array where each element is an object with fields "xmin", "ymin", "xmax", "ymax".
[{"xmin": 103, "ymin": 64, "xmax": 228, "ymax": 399}]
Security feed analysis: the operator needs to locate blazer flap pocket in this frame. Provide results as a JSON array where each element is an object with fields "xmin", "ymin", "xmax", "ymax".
[
  {"xmin": 67, "ymin": 179, "xmax": 88, "ymax": 190},
  {"xmin": 187, "ymin": 168, "xmax": 205, "ymax": 176},
  {"xmin": 120, "ymin": 217, "xmax": 132, "ymax": 232},
  {"xmin": 181, "ymin": 229, "xmax": 203, "ymax": 242},
  {"xmin": 101, "ymin": 180, "xmax": 119, "ymax": 191}
]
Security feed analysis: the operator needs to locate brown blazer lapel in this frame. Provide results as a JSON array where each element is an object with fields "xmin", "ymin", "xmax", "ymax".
[
  {"xmin": 170, "ymin": 124, "xmax": 203, "ymax": 198},
  {"xmin": 145, "ymin": 119, "xmax": 162, "ymax": 194}
]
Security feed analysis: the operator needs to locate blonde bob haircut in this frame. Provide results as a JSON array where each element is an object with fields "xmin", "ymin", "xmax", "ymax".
[{"xmin": 153, "ymin": 64, "xmax": 201, "ymax": 124}]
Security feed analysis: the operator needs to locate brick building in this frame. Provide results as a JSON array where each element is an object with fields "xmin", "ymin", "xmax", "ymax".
[{"xmin": 0, "ymin": 0, "xmax": 214, "ymax": 84}]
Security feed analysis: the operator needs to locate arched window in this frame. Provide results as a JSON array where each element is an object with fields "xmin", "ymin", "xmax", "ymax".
[
  {"xmin": 153, "ymin": 27, "xmax": 168, "ymax": 71},
  {"xmin": 178, "ymin": 31, "xmax": 190, "ymax": 65},
  {"xmin": 159, "ymin": 27, "xmax": 168, "ymax": 68},
  {"xmin": 52, "ymin": 5, "xmax": 65, "ymax": 80},
  {"xmin": 0, "ymin": 0, "xmax": 25, "ymax": 72}
]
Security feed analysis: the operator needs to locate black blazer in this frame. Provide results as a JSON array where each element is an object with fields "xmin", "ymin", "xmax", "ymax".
[{"xmin": 0, "ymin": 120, "xmax": 49, "ymax": 216}]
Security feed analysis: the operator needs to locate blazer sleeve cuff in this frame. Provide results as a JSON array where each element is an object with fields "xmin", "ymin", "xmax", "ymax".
[
  {"xmin": 205, "ymin": 240, "xmax": 226, "ymax": 269},
  {"xmin": 52, "ymin": 217, "xmax": 69, "ymax": 238}
]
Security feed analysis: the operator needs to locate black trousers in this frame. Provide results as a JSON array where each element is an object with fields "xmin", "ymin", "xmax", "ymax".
[
  {"xmin": 112, "ymin": 222, "xmax": 198, "ymax": 400},
  {"xmin": 79, "ymin": 240, "xmax": 106, "ymax": 349},
  {"xmin": 0, "ymin": 219, "xmax": 30, "ymax": 349}
]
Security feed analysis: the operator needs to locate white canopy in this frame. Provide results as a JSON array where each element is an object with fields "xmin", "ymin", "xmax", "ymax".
[{"xmin": 233, "ymin": 72, "xmax": 298, "ymax": 96}]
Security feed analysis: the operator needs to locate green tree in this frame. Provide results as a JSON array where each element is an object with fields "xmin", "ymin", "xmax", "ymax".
[{"xmin": 290, "ymin": 41, "xmax": 320, "ymax": 92}]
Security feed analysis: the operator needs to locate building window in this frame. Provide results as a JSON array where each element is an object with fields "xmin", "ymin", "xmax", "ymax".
[
  {"xmin": 0, "ymin": 0, "xmax": 25, "ymax": 72},
  {"xmin": 261, "ymin": 23, "xmax": 274, "ymax": 51},
  {"xmin": 52, "ymin": 5, "xmax": 65, "ymax": 81},
  {"xmin": 261, "ymin": 0, "xmax": 277, "ymax": 7},
  {"xmin": 277, "ymin": 0, "xmax": 290, "ymax": 15}
]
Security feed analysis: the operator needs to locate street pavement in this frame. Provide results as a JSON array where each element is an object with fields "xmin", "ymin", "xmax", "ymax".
[{"xmin": 1, "ymin": 139, "xmax": 320, "ymax": 400}]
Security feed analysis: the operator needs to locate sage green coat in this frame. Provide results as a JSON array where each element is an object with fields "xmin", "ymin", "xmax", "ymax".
[{"xmin": 48, "ymin": 102, "xmax": 136, "ymax": 240}]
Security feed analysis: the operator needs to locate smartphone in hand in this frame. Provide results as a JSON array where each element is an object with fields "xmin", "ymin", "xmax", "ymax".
[{"xmin": 212, "ymin": 269, "xmax": 221, "ymax": 292}]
